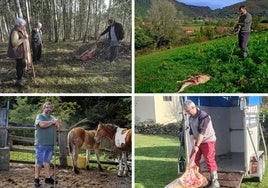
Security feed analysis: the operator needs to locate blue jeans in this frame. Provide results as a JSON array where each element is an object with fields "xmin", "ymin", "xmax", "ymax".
[{"xmin": 35, "ymin": 145, "xmax": 54, "ymax": 165}]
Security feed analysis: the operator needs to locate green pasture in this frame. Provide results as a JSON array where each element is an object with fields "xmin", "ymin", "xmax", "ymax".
[
  {"xmin": 135, "ymin": 31, "xmax": 268, "ymax": 93},
  {"xmin": 135, "ymin": 134, "xmax": 268, "ymax": 188}
]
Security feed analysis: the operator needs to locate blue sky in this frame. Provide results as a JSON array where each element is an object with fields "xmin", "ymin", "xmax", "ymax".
[{"xmin": 177, "ymin": 0, "xmax": 246, "ymax": 10}]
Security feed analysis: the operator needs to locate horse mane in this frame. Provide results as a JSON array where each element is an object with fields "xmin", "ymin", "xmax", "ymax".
[{"xmin": 101, "ymin": 123, "xmax": 118, "ymax": 132}]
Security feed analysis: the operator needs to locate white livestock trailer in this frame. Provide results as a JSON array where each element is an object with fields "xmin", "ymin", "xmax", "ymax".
[{"xmin": 179, "ymin": 96, "xmax": 267, "ymax": 187}]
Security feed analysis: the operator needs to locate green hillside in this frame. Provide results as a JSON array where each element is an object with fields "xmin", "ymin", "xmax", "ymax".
[
  {"xmin": 210, "ymin": 0, "xmax": 268, "ymax": 18},
  {"xmin": 135, "ymin": 0, "xmax": 268, "ymax": 18},
  {"xmin": 135, "ymin": 31, "xmax": 268, "ymax": 93},
  {"xmin": 135, "ymin": 0, "xmax": 212, "ymax": 18}
]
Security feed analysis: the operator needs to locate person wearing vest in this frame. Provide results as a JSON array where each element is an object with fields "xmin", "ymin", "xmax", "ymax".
[
  {"xmin": 31, "ymin": 22, "xmax": 43, "ymax": 64},
  {"xmin": 34, "ymin": 102, "xmax": 61, "ymax": 187},
  {"xmin": 7, "ymin": 18, "xmax": 29, "ymax": 87},
  {"xmin": 184, "ymin": 100, "xmax": 220, "ymax": 188},
  {"xmin": 98, "ymin": 19, "xmax": 124, "ymax": 63}
]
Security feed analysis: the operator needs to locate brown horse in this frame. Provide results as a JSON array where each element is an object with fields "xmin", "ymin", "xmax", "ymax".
[
  {"xmin": 94, "ymin": 122, "xmax": 132, "ymax": 176},
  {"xmin": 67, "ymin": 127, "xmax": 103, "ymax": 174}
]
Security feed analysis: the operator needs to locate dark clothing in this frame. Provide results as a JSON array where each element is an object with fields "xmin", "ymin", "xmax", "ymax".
[
  {"xmin": 237, "ymin": 12, "xmax": 252, "ymax": 57},
  {"xmin": 238, "ymin": 32, "xmax": 250, "ymax": 53},
  {"xmin": 31, "ymin": 29, "xmax": 42, "ymax": 61},
  {"xmin": 110, "ymin": 46, "xmax": 119, "ymax": 62},
  {"xmin": 31, "ymin": 29, "xmax": 42, "ymax": 45},
  {"xmin": 100, "ymin": 22, "xmax": 124, "ymax": 41},
  {"xmin": 32, "ymin": 43, "xmax": 42, "ymax": 61},
  {"xmin": 100, "ymin": 22, "xmax": 124, "ymax": 62},
  {"xmin": 16, "ymin": 58, "xmax": 26, "ymax": 80},
  {"xmin": 238, "ymin": 12, "xmax": 252, "ymax": 33}
]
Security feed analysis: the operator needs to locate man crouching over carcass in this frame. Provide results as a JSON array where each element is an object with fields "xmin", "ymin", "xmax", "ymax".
[{"xmin": 184, "ymin": 100, "xmax": 220, "ymax": 188}]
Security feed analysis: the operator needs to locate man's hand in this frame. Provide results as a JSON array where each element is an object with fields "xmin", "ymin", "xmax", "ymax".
[
  {"xmin": 23, "ymin": 33, "xmax": 29, "ymax": 39},
  {"xmin": 51, "ymin": 119, "xmax": 61, "ymax": 131},
  {"xmin": 234, "ymin": 27, "xmax": 240, "ymax": 34}
]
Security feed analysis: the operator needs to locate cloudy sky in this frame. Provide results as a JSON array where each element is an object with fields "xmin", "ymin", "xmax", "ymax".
[{"xmin": 178, "ymin": 0, "xmax": 246, "ymax": 10}]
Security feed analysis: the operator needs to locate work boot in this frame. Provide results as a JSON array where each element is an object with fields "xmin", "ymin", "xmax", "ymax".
[
  {"xmin": 45, "ymin": 177, "xmax": 58, "ymax": 185},
  {"xmin": 15, "ymin": 80, "xmax": 24, "ymax": 87},
  {"xmin": 34, "ymin": 178, "xmax": 41, "ymax": 187},
  {"xmin": 208, "ymin": 171, "xmax": 220, "ymax": 188}
]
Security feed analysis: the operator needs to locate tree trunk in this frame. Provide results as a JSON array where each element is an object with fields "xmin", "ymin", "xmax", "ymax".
[
  {"xmin": 53, "ymin": 0, "xmax": 59, "ymax": 42},
  {"xmin": 25, "ymin": 0, "xmax": 32, "ymax": 33},
  {"xmin": 83, "ymin": 1, "xmax": 91, "ymax": 42},
  {"xmin": 14, "ymin": 0, "xmax": 23, "ymax": 18},
  {"xmin": 62, "ymin": 0, "xmax": 67, "ymax": 41}
]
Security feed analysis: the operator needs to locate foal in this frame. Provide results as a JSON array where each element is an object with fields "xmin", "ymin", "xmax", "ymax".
[
  {"xmin": 67, "ymin": 127, "xmax": 103, "ymax": 174},
  {"xmin": 94, "ymin": 122, "xmax": 132, "ymax": 176}
]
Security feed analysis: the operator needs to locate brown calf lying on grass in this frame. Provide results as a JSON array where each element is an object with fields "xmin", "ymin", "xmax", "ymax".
[{"xmin": 177, "ymin": 74, "xmax": 210, "ymax": 93}]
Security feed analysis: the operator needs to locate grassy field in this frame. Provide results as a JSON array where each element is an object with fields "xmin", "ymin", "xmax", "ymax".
[
  {"xmin": 135, "ymin": 134, "xmax": 268, "ymax": 188},
  {"xmin": 135, "ymin": 31, "xmax": 268, "ymax": 93}
]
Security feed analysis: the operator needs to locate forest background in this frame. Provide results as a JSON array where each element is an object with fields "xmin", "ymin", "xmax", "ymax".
[{"xmin": 0, "ymin": 0, "xmax": 132, "ymax": 93}]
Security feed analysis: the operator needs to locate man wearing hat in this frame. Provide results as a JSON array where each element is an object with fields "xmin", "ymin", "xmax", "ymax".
[{"xmin": 98, "ymin": 19, "xmax": 124, "ymax": 63}]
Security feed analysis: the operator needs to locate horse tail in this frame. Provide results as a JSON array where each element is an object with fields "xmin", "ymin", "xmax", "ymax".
[{"xmin": 68, "ymin": 130, "xmax": 75, "ymax": 154}]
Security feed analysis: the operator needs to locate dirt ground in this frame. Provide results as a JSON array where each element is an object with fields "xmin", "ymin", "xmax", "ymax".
[{"xmin": 0, "ymin": 163, "xmax": 132, "ymax": 188}]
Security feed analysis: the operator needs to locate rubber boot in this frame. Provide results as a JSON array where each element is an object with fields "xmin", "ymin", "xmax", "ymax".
[{"xmin": 208, "ymin": 171, "xmax": 220, "ymax": 188}]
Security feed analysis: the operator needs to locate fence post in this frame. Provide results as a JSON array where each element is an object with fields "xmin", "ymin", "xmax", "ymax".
[
  {"xmin": 59, "ymin": 122, "xmax": 68, "ymax": 167},
  {"xmin": 0, "ymin": 108, "xmax": 10, "ymax": 171}
]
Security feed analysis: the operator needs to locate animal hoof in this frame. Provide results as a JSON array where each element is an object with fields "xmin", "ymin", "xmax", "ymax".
[{"xmin": 86, "ymin": 166, "xmax": 90, "ymax": 171}]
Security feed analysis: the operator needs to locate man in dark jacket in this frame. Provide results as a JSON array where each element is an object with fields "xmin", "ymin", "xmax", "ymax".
[
  {"xmin": 99, "ymin": 19, "xmax": 124, "ymax": 62},
  {"xmin": 31, "ymin": 22, "xmax": 43, "ymax": 63}
]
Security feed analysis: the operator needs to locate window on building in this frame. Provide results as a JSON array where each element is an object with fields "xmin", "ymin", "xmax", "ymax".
[{"xmin": 163, "ymin": 96, "xmax": 172, "ymax": 101}]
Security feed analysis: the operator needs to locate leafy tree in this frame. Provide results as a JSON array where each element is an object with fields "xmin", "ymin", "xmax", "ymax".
[
  {"xmin": 147, "ymin": 0, "xmax": 183, "ymax": 48},
  {"xmin": 9, "ymin": 97, "xmax": 38, "ymax": 124},
  {"xmin": 135, "ymin": 25, "xmax": 154, "ymax": 49},
  {"xmin": 37, "ymin": 96, "xmax": 80, "ymax": 123}
]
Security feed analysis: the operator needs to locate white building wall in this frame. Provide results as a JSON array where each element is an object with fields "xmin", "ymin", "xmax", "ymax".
[
  {"xmin": 135, "ymin": 96, "xmax": 182, "ymax": 124},
  {"xmin": 135, "ymin": 96, "xmax": 156, "ymax": 123}
]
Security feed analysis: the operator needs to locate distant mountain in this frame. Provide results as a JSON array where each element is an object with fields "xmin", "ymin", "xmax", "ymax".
[
  {"xmin": 174, "ymin": 1, "xmax": 212, "ymax": 17},
  {"xmin": 135, "ymin": 0, "xmax": 268, "ymax": 19},
  {"xmin": 135, "ymin": 0, "xmax": 212, "ymax": 18},
  {"xmin": 209, "ymin": 0, "xmax": 268, "ymax": 18}
]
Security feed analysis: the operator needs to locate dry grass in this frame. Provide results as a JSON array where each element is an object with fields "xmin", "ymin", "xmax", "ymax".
[{"xmin": 0, "ymin": 40, "xmax": 131, "ymax": 93}]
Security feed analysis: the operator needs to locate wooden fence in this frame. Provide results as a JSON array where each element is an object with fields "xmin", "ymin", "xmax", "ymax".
[{"xmin": 5, "ymin": 125, "xmax": 116, "ymax": 166}]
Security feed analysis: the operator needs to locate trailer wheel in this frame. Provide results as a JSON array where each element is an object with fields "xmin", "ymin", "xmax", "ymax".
[{"xmin": 258, "ymin": 156, "xmax": 265, "ymax": 182}]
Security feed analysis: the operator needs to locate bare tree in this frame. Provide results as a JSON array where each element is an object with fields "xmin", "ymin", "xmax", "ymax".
[
  {"xmin": 14, "ymin": 0, "xmax": 23, "ymax": 18},
  {"xmin": 25, "ymin": 0, "xmax": 32, "ymax": 33},
  {"xmin": 53, "ymin": 0, "xmax": 59, "ymax": 42},
  {"xmin": 83, "ymin": 1, "xmax": 92, "ymax": 42}
]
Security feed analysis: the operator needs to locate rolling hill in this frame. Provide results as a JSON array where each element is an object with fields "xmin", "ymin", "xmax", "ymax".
[{"xmin": 135, "ymin": 0, "xmax": 268, "ymax": 18}]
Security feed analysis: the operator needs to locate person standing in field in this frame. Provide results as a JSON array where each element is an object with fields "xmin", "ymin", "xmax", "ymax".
[
  {"xmin": 235, "ymin": 5, "xmax": 252, "ymax": 59},
  {"xmin": 184, "ymin": 100, "xmax": 220, "ymax": 188},
  {"xmin": 34, "ymin": 102, "xmax": 61, "ymax": 187},
  {"xmin": 98, "ymin": 19, "xmax": 124, "ymax": 63},
  {"xmin": 31, "ymin": 22, "xmax": 43, "ymax": 64},
  {"xmin": 7, "ymin": 18, "xmax": 30, "ymax": 87}
]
